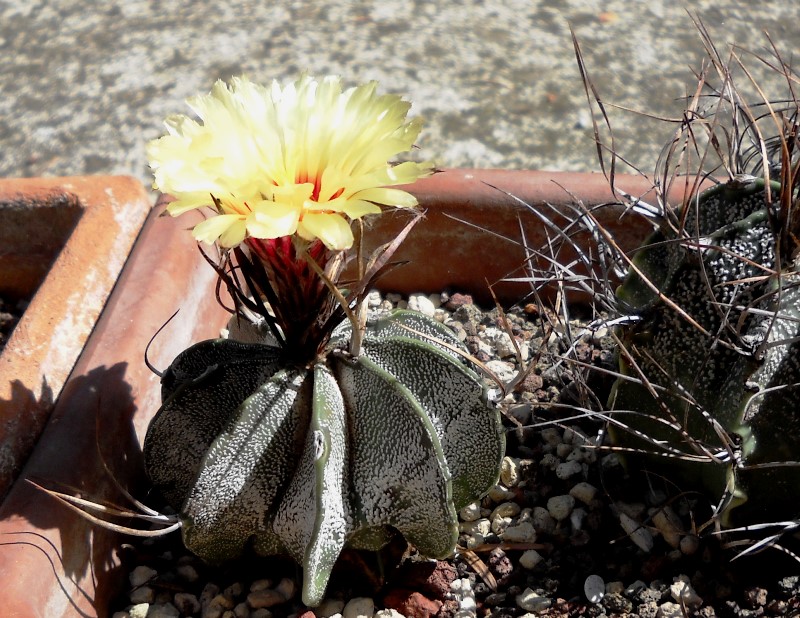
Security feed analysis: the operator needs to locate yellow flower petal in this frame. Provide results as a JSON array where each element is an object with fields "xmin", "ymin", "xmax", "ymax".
[
  {"xmin": 247, "ymin": 201, "xmax": 300, "ymax": 238},
  {"xmin": 299, "ymin": 213, "xmax": 354, "ymax": 250},
  {"xmin": 191, "ymin": 214, "xmax": 246, "ymax": 246},
  {"xmin": 353, "ymin": 187, "xmax": 419, "ymax": 208},
  {"xmin": 148, "ymin": 74, "xmax": 432, "ymax": 250}
]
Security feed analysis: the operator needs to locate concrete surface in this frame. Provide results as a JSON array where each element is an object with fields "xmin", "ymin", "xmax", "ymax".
[{"xmin": 2, "ymin": 1, "xmax": 799, "ymax": 190}]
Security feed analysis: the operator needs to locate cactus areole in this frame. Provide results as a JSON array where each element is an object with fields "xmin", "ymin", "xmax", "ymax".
[
  {"xmin": 609, "ymin": 177, "xmax": 800, "ymax": 526},
  {"xmin": 144, "ymin": 309, "xmax": 505, "ymax": 606}
]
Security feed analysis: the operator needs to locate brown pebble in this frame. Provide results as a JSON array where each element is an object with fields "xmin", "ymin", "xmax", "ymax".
[
  {"xmin": 247, "ymin": 589, "xmax": 287, "ymax": 609},
  {"xmin": 383, "ymin": 589, "xmax": 442, "ymax": 618}
]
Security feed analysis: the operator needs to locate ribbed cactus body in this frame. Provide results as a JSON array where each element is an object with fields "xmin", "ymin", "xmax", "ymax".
[
  {"xmin": 144, "ymin": 309, "xmax": 504, "ymax": 606},
  {"xmin": 609, "ymin": 178, "xmax": 800, "ymax": 524}
]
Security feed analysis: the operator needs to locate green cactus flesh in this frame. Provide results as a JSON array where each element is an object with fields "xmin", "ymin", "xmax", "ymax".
[
  {"xmin": 609, "ymin": 178, "xmax": 800, "ymax": 525},
  {"xmin": 144, "ymin": 309, "xmax": 505, "ymax": 606}
]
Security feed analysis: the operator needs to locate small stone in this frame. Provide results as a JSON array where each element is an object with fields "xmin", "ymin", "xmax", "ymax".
[
  {"xmin": 200, "ymin": 583, "xmax": 221, "ymax": 606},
  {"xmin": 129, "ymin": 586, "xmax": 155, "ymax": 604},
  {"xmin": 651, "ymin": 506, "xmax": 683, "ymax": 549},
  {"xmin": 374, "ymin": 610, "xmax": 406, "ymax": 618},
  {"xmin": 570, "ymin": 507, "xmax": 586, "ymax": 531},
  {"xmin": 315, "ymin": 598, "xmax": 345, "ymax": 618},
  {"xmin": 491, "ymin": 515, "xmax": 512, "ymax": 536},
  {"xmin": 670, "ymin": 576, "xmax": 702, "ymax": 608},
  {"xmin": 540, "ymin": 428, "xmax": 562, "ymax": 446},
  {"xmin": 605, "ymin": 581, "xmax": 624, "ymax": 595},
  {"xmin": 129, "ymin": 565, "xmax": 158, "ymax": 588},
  {"xmin": 383, "ymin": 590, "xmax": 441, "ymax": 618},
  {"xmin": 501, "ymin": 521, "xmax": 537, "ymax": 543},
  {"xmin": 224, "ymin": 582, "xmax": 244, "ymax": 600},
  {"xmin": 342, "ymin": 597, "xmax": 374, "ymax": 618},
  {"xmin": 459, "ymin": 517, "xmax": 491, "ymax": 536},
  {"xmin": 485, "ymin": 359, "xmax": 517, "ymax": 383},
  {"xmin": 408, "ymin": 293, "xmax": 436, "ymax": 316},
  {"xmin": 680, "ymin": 534, "xmax": 700, "ymax": 556},
  {"xmin": 527, "ymin": 510, "xmax": 553, "ymax": 539},
  {"xmin": 518, "ymin": 549, "xmax": 544, "ymax": 569},
  {"xmin": 209, "ymin": 593, "xmax": 235, "ymax": 610},
  {"xmin": 584, "ymin": 574, "xmax": 605, "ymax": 603},
  {"xmin": 251, "ymin": 610, "xmax": 273, "ymax": 618},
  {"xmin": 174, "ymin": 593, "xmax": 202, "ymax": 615},
  {"xmin": 176, "ymin": 564, "xmax": 200, "ymax": 583},
  {"xmin": 569, "ymin": 482, "xmax": 598, "ymax": 505},
  {"xmin": 546, "ymin": 495, "xmax": 575, "ymax": 521},
  {"xmin": 147, "ymin": 603, "xmax": 180, "ymax": 618},
  {"xmin": 555, "ymin": 460, "xmax": 582, "ymax": 480},
  {"xmin": 247, "ymin": 589, "xmax": 287, "ymax": 610},
  {"xmin": 487, "ymin": 484, "xmax": 516, "ymax": 502},
  {"xmin": 233, "ymin": 603, "xmax": 251, "ymax": 618},
  {"xmin": 516, "ymin": 588, "xmax": 552, "ymax": 612},
  {"xmin": 275, "ymin": 577, "xmax": 296, "ymax": 601},
  {"xmin": 250, "ymin": 579, "xmax": 272, "ymax": 592},
  {"xmin": 459, "ymin": 501, "xmax": 482, "ymax": 522},
  {"xmin": 658, "ymin": 601, "xmax": 683, "ymax": 618},
  {"xmin": 490, "ymin": 501, "xmax": 521, "ymax": 520},
  {"xmin": 619, "ymin": 512, "xmax": 654, "ymax": 552},
  {"xmin": 129, "ymin": 604, "xmax": 149, "ymax": 618}
]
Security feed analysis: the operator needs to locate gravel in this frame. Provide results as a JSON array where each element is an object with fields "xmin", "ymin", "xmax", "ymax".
[{"xmin": 112, "ymin": 291, "xmax": 800, "ymax": 618}]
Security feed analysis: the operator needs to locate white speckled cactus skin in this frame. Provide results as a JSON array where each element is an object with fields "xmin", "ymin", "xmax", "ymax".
[
  {"xmin": 144, "ymin": 309, "xmax": 505, "ymax": 606},
  {"xmin": 609, "ymin": 178, "xmax": 800, "ymax": 525}
]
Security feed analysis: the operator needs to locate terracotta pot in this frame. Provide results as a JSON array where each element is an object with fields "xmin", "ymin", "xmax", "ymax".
[
  {"xmin": 0, "ymin": 176, "xmax": 151, "ymax": 498},
  {"xmin": 0, "ymin": 169, "xmax": 680, "ymax": 617}
]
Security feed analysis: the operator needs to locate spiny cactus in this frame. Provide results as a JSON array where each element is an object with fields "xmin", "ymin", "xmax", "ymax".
[
  {"xmin": 144, "ymin": 309, "xmax": 505, "ymax": 606},
  {"xmin": 608, "ymin": 177, "xmax": 800, "ymax": 526}
]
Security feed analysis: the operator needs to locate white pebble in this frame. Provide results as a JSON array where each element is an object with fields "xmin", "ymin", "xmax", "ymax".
[
  {"xmin": 500, "ymin": 457, "xmax": 521, "ymax": 487},
  {"xmin": 502, "ymin": 521, "xmax": 537, "ymax": 543},
  {"xmin": 366, "ymin": 290, "xmax": 382, "ymax": 307},
  {"xmin": 315, "ymin": 599, "xmax": 345, "ymax": 618},
  {"xmin": 342, "ymin": 597, "xmax": 374, "ymax": 618},
  {"xmin": 546, "ymin": 495, "xmax": 575, "ymax": 521},
  {"xmin": 569, "ymin": 482, "xmax": 598, "ymax": 505},
  {"xmin": 485, "ymin": 359, "xmax": 517, "ymax": 383},
  {"xmin": 374, "ymin": 610, "xmax": 405, "ymax": 618},
  {"xmin": 275, "ymin": 577, "xmax": 296, "ymax": 600},
  {"xmin": 555, "ymin": 460, "xmax": 582, "ymax": 480},
  {"xmin": 619, "ymin": 512, "xmax": 654, "ymax": 552},
  {"xmin": 491, "ymin": 516, "xmax": 512, "ymax": 536},
  {"xmin": 570, "ymin": 507, "xmax": 586, "ymax": 531},
  {"xmin": 516, "ymin": 588, "xmax": 552, "ymax": 612},
  {"xmin": 129, "ymin": 605, "xmax": 149, "ymax": 618},
  {"xmin": 129, "ymin": 566, "xmax": 158, "ymax": 588},
  {"xmin": 584, "ymin": 574, "xmax": 605, "ymax": 603},
  {"xmin": 658, "ymin": 601, "xmax": 683, "ymax": 618},
  {"xmin": 670, "ymin": 575, "xmax": 703, "ymax": 608},
  {"xmin": 407, "ymin": 293, "xmax": 436, "ymax": 316},
  {"xmin": 490, "ymin": 501, "xmax": 521, "ymax": 520},
  {"xmin": 459, "ymin": 518, "xmax": 491, "ymax": 536},
  {"xmin": 459, "ymin": 501, "xmax": 482, "ymax": 522},
  {"xmin": 651, "ymin": 506, "xmax": 683, "ymax": 549},
  {"xmin": 487, "ymin": 484, "xmax": 516, "ymax": 502},
  {"xmin": 519, "ymin": 550, "xmax": 544, "ymax": 569}
]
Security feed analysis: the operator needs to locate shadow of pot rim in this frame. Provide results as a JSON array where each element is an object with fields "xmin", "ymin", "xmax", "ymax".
[{"xmin": 0, "ymin": 168, "xmax": 680, "ymax": 617}]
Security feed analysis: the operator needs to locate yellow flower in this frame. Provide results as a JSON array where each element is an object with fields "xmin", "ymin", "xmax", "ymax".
[{"xmin": 147, "ymin": 75, "xmax": 432, "ymax": 250}]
